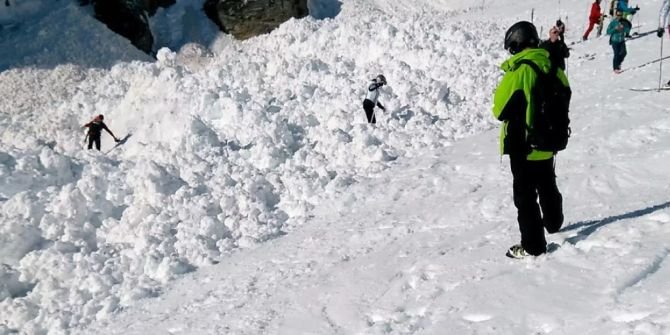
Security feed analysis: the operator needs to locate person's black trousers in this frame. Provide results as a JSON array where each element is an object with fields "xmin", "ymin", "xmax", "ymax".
[
  {"xmin": 510, "ymin": 156, "xmax": 564, "ymax": 255},
  {"xmin": 611, "ymin": 41, "xmax": 627, "ymax": 70},
  {"xmin": 88, "ymin": 135, "xmax": 101, "ymax": 150},
  {"xmin": 363, "ymin": 99, "xmax": 376, "ymax": 124}
]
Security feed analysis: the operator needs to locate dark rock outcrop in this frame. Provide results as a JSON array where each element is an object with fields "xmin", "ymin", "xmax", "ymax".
[
  {"xmin": 203, "ymin": 0, "xmax": 308, "ymax": 40},
  {"xmin": 92, "ymin": 0, "xmax": 154, "ymax": 53},
  {"xmin": 85, "ymin": 0, "xmax": 310, "ymax": 55},
  {"xmin": 145, "ymin": 0, "xmax": 176, "ymax": 16}
]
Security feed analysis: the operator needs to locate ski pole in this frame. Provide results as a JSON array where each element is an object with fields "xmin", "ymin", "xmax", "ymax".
[
  {"xmin": 635, "ymin": 12, "xmax": 639, "ymax": 35},
  {"xmin": 531, "ymin": 8, "xmax": 534, "ymax": 23}
]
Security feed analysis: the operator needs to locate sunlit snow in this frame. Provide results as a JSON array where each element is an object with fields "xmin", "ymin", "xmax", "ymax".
[{"xmin": 1, "ymin": 0, "xmax": 670, "ymax": 334}]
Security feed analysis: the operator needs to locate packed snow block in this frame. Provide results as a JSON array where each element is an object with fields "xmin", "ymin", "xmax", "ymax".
[
  {"xmin": 0, "ymin": 192, "xmax": 46, "ymax": 266},
  {"xmin": 92, "ymin": 0, "xmax": 154, "ymax": 53},
  {"xmin": 0, "ymin": 264, "xmax": 35, "ymax": 300},
  {"xmin": 203, "ymin": 0, "xmax": 308, "ymax": 40}
]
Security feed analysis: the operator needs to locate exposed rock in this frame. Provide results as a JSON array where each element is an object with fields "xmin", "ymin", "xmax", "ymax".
[
  {"xmin": 145, "ymin": 0, "xmax": 176, "ymax": 16},
  {"xmin": 92, "ymin": 0, "xmax": 154, "ymax": 53},
  {"xmin": 203, "ymin": 0, "xmax": 308, "ymax": 40}
]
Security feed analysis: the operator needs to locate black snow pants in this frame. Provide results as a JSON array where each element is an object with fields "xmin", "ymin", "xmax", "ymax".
[
  {"xmin": 88, "ymin": 135, "xmax": 101, "ymax": 151},
  {"xmin": 363, "ymin": 99, "xmax": 376, "ymax": 124},
  {"xmin": 510, "ymin": 156, "xmax": 564, "ymax": 255},
  {"xmin": 611, "ymin": 41, "xmax": 627, "ymax": 71}
]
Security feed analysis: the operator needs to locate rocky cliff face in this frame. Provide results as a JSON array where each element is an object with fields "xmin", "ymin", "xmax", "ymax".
[
  {"xmin": 203, "ymin": 0, "xmax": 308, "ymax": 40},
  {"xmin": 145, "ymin": 0, "xmax": 177, "ymax": 15},
  {"xmin": 88, "ymin": 0, "xmax": 308, "ymax": 55},
  {"xmin": 91, "ymin": 0, "xmax": 157, "ymax": 53}
]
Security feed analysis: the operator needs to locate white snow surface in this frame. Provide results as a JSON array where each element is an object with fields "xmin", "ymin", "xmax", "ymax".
[{"xmin": 1, "ymin": 0, "xmax": 670, "ymax": 333}]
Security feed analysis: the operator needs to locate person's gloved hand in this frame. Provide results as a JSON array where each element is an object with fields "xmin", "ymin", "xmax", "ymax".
[{"xmin": 659, "ymin": 28, "xmax": 665, "ymax": 38}]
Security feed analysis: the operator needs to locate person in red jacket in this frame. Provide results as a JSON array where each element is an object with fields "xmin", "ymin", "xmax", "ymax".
[
  {"xmin": 583, "ymin": 0, "xmax": 604, "ymax": 40},
  {"xmin": 83, "ymin": 114, "xmax": 120, "ymax": 151}
]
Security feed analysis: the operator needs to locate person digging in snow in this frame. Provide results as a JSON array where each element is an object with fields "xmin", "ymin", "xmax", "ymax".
[
  {"xmin": 492, "ymin": 21, "xmax": 570, "ymax": 259},
  {"xmin": 83, "ymin": 114, "xmax": 120, "ymax": 151},
  {"xmin": 362, "ymin": 74, "xmax": 387, "ymax": 124}
]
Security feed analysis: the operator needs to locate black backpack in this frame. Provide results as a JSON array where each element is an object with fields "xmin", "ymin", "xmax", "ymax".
[{"xmin": 517, "ymin": 59, "xmax": 572, "ymax": 152}]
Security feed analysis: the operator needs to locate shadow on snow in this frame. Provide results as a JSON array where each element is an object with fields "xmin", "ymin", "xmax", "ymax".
[{"xmin": 561, "ymin": 201, "xmax": 670, "ymax": 245}]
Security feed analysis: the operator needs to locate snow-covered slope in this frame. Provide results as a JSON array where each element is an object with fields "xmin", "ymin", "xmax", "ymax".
[
  {"xmin": 2, "ymin": 0, "xmax": 670, "ymax": 333},
  {"xmin": 0, "ymin": 0, "xmax": 151, "ymax": 71}
]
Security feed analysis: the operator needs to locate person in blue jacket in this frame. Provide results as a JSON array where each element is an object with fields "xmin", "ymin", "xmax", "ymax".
[
  {"xmin": 607, "ymin": 10, "xmax": 632, "ymax": 73},
  {"xmin": 617, "ymin": 0, "xmax": 639, "ymax": 16},
  {"xmin": 616, "ymin": 0, "xmax": 639, "ymax": 36}
]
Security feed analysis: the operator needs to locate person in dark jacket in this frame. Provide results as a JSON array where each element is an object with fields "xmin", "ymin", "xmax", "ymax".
[
  {"xmin": 362, "ymin": 74, "xmax": 387, "ymax": 124},
  {"xmin": 83, "ymin": 114, "xmax": 120, "ymax": 150},
  {"xmin": 539, "ymin": 20, "xmax": 570, "ymax": 71}
]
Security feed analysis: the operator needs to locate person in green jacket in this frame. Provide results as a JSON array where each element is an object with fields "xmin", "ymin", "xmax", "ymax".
[
  {"xmin": 607, "ymin": 10, "xmax": 632, "ymax": 73},
  {"xmin": 492, "ymin": 21, "xmax": 570, "ymax": 258}
]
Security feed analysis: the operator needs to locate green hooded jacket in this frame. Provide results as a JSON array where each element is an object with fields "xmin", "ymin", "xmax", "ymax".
[{"xmin": 492, "ymin": 48, "xmax": 570, "ymax": 160}]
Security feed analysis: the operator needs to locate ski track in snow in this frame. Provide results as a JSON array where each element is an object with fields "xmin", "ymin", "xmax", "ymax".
[{"xmin": 2, "ymin": 0, "xmax": 670, "ymax": 333}]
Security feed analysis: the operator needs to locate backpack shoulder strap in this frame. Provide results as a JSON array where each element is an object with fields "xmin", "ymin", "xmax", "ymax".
[
  {"xmin": 516, "ymin": 59, "xmax": 541, "ymax": 75},
  {"xmin": 517, "ymin": 59, "xmax": 558, "ymax": 79}
]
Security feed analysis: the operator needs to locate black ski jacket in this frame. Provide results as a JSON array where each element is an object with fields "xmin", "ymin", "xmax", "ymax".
[{"xmin": 539, "ymin": 39, "xmax": 570, "ymax": 70}]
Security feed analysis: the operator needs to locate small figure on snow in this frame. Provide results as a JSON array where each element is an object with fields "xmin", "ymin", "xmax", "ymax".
[
  {"xmin": 83, "ymin": 114, "xmax": 120, "ymax": 151},
  {"xmin": 540, "ymin": 20, "xmax": 570, "ymax": 70},
  {"xmin": 583, "ymin": 0, "xmax": 604, "ymax": 40},
  {"xmin": 362, "ymin": 74, "xmax": 387, "ymax": 124},
  {"xmin": 493, "ymin": 21, "xmax": 570, "ymax": 259},
  {"xmin": 607, "ymin": 10, "xmax": 631, "ymax": 74}
]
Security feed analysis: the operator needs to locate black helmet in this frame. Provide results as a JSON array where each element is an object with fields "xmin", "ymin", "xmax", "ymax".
[
  {"xmin": 376, "ymin": 74, "xmax": 387, "ymax": 85},
  {"xmin": 504, "ymin": 21, "xmax": 539, "ymax": 54}
]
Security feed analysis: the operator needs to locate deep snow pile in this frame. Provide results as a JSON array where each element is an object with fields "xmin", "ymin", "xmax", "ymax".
[
  {"xmin": 76, "ymin": 0, "xmax": 670, "ymax": 332},
  {"xmin": 1, "ymin": 0, "xmax": 505, "ymax": 332}
]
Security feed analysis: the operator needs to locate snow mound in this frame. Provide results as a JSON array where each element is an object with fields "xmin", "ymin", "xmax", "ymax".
[{"xmin": 0, "ymin": 0, "xmax": 507, "ymax": 332}]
